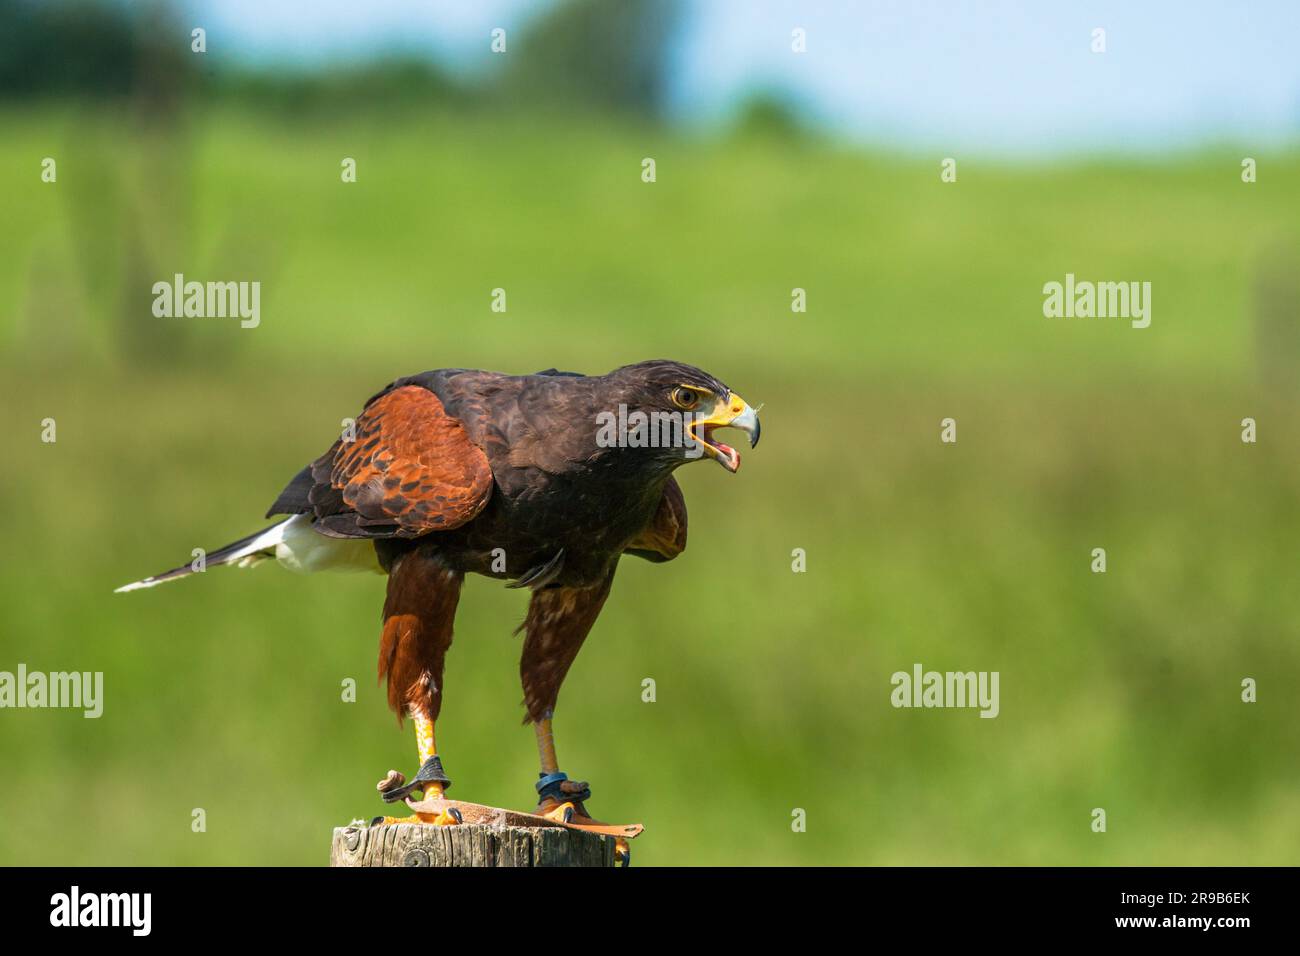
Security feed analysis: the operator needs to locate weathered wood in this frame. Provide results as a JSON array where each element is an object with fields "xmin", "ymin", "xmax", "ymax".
[{"xmin": 330, "ymin": 822, "xmax": 617, "ymax": 867}]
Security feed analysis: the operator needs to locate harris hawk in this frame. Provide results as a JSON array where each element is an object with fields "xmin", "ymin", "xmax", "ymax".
[{"xmin": 117, "ymin": 360, "xmax": 760, "ymax": 837}]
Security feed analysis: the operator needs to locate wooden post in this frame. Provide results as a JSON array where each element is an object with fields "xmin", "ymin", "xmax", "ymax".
[{"xmin": 330, "ymin": 822, "xmax": 618, "ymax": 867}]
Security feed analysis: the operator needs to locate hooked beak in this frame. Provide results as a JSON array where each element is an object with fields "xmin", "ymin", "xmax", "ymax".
[{"xmin": 687, "ymin": 391, "xmax": 761, "ymax": 473}]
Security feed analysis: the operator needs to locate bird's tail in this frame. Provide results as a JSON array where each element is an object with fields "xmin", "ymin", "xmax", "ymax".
[{"xmin": 114, "ymin": 518, "xmax": 295, "ymax": 593}]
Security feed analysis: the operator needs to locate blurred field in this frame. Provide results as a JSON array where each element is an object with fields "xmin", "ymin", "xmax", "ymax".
[{"xmin": 1, "ymin": 105, "xmax": 1299, "ymax": 865}]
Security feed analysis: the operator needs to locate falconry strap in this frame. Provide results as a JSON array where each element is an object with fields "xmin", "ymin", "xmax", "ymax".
[
  {"xmin": 381, "ymin": 755, "xmax": 452, "ymax": 803},
  {"xmin": 535, "ymin": 771, "xmax": 592, "ymax": 805}
]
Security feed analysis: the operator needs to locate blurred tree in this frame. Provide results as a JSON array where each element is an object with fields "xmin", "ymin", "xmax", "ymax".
[
  {"xmin": 0, "ymin": 0, "xmax": 137, "ymax": 98},
  {"xmin": 113, "ymin": 0, "xmax": 200, "ymax": 365},
  {"xmin": 210, "ymin": 57, "xmax": 469, "ymax": 115},
  {"xmin": 499, "ymin": 0, "xmax": 682, "ymax": 120},
  {"xmin": 1, "ymin": 0, "xmax": 204, "ymax": 364}
]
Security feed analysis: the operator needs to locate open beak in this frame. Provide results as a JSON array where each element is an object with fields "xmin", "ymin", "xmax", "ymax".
[{"xmin": 687, "ymin": 391, "xmax": 761, "ymax": 473}]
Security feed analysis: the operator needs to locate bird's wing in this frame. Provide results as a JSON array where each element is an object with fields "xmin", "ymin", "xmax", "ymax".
[
  {"xmin": 300, "ymin": 384, "xmax": 493, "ymax": 539},
  {"xmin": 623, "ymin": 476, "xmax": 688, "ymax": 562}
]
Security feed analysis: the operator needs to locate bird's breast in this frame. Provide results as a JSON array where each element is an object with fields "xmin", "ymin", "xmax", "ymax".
[{"xmin": 436, "ymin": 466, "xmax": 664, "ymax": 586}]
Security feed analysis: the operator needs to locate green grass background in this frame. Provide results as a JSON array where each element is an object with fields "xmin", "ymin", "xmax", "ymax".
[{"xmin": 1, "ymin": 105, "xmax": 1298, "ymax": 865}]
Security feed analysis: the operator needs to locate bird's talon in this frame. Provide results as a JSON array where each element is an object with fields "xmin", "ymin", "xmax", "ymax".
[
  {"xmin": 371, "ymin": 806, "xmax": 461, "ymax": 827},
  {"xmin": 421, "ymin": 808, "xmax": 461, "ymax": 826},
  {"xmin": 615, "ymin": 838, "xmax": 630, "ymax": 867},
  {"xmin": 376, "ymin": 769, "xmax": 406, "ymax": 793},
  {"xmin": 539, "ymin": 800, "xmax": 577, "ymax": 824}
]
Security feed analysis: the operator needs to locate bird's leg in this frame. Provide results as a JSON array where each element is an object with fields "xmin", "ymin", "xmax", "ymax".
[
  {"xmin": 413, "ymin": 710, "xmax": 443, "ymax": 799},
  {"xmin": 370, "ymin": 553, "xmax": 463, "ymax": 827},
  {"xmin": 536, "ymin": 714, "xmax": 559, "ymax": 776},
  {"xmin": 372, "ymin": 707, "xmax": 460, "ymax": 826},
  {"xmin": 531, "ymin": 712, "xmax": 593, "ymax": 823},
  {"xmin": 518, "ymin": 579, "xmax": 612, "ymax": 824},
  {"xmin": 532, "ymin": 713, "xmax": 629, "ymax": 864}
]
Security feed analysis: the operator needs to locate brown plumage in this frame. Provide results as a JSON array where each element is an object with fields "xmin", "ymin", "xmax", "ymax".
[
  {"xmin": 377, "ymin": 549, "xmax": 461, "ymax": 718},
  {"xmin": 119, "ymin": 359, "xmax": 760, "ymax": 811},
  {"xmin": 313, "ymin": 385, "xmax": 493, "ymax": 538}
]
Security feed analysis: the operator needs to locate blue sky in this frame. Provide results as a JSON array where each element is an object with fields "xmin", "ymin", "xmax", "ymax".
[{"xmin": 193, "ymin": 0, "xmax": 1300, "ymax": 155}]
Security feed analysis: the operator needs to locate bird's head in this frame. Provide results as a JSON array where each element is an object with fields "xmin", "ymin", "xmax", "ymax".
[{"xmin": 601, "ymin": 360, "xmax": 761, "ymax": 473}]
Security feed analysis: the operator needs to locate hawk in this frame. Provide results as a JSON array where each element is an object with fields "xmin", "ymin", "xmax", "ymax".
[{"xmin": 117, "ymin": 360, "xmax": 760, "ymax": 834}]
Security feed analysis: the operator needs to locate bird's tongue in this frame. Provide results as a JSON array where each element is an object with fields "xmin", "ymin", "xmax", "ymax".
[{"xmin": 701, "ymin": 423, "xmax": 740, "ymax": 472}]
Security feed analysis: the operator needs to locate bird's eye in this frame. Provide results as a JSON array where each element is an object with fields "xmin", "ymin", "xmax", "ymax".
[{"xmin": 671, "ymin": 387, "xmax": 699, "ymax": 410}]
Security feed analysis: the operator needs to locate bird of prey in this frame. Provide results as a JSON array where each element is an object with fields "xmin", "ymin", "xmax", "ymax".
[{"xmin": 117, "ymin": 360, "xmax": 760, "ymax": 835}]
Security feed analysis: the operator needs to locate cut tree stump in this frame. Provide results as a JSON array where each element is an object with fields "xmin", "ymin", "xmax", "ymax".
[{"xmin": 330, "ymin": 822, "xmax": 618, "ymax": 867}]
